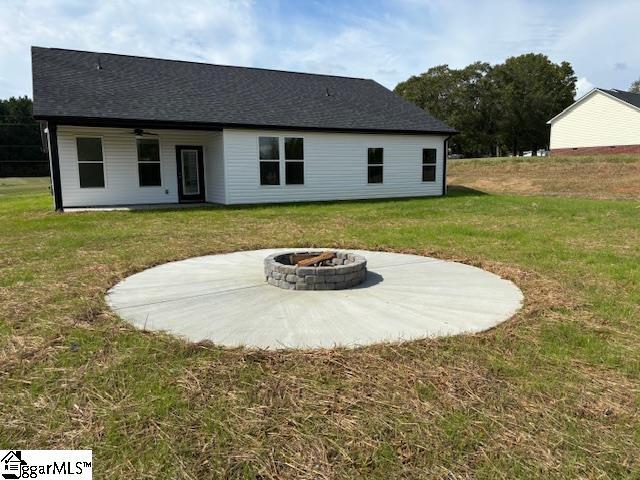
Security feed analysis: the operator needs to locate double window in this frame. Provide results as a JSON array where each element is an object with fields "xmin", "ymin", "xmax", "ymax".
[
  {"xmin": 259, "ymin": 136, "xmax": 304, "ymax": 185},
  {"xmin": 77, "ymin": 137, "xmax": 104, "ymax": 188},
  {"xmin": 137, "ymin": 139, "xmax": 161, "ymax": 186},
  {"xmin": 367, "ymin": 148, "xmax": 383, "ymax": 183},
  {"xmin": 422, "ymin": 148, "xmax": 437, "ymax": 182}
]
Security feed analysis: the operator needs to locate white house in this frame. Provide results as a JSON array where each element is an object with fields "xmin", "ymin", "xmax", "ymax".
[
  {"xmin": 548, "ymin": 88, "xmax": 640, "ymax": 156},
  {"xmin": 31, "ymin": 47, "xmax": 456, "ymax": 211}
]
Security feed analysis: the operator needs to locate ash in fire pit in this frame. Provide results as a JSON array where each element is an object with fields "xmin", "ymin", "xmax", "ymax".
[{"xmin": 264, "ymin": 251, "xmax": 367, "ymax": 290}]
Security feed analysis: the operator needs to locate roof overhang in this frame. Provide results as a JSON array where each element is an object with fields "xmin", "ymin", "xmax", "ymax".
[{"xmin": 34, "ymin": 115, "xmax": 458, "ymax": 135}]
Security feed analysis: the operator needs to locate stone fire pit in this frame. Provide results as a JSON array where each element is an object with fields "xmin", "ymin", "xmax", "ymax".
[{"xmin": 264, "ymin": 251, "xmax": 367, "ymax": 290}]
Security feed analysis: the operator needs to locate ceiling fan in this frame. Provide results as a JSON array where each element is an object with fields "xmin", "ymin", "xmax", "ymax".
[{"xmin": 132, "ymin": 128, "xmax": 158, "ymax": 138}]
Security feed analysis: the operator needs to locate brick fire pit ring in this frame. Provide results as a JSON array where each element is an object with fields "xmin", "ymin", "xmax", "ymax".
[{"xmin": 264, "ymin": 251, "xmax": 367, "ymax": 290}]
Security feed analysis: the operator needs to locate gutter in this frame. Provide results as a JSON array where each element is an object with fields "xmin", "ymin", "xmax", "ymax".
[{"xmin": 442, "ymin": 134, "xmax": 454, "ymax": 196}]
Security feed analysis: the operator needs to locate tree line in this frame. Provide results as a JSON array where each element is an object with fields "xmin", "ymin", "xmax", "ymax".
[
  {"xmin": 394, "ymin": 53, "xmax": 577, "ymax": 157},
  {"xmin": 1, "ymin": 56, "xmax": 638, "ymax": 177},
  {"xmin": 0, "ymin": 96, "xmax": 48, "ymax": 177}
]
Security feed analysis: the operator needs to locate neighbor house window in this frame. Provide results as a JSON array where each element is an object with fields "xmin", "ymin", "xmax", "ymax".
[
  {"xmin": 77, "ymin": 137, "xmax": 104, "ymax": 188},
  {"xmin": 137, "ymin": 138, "xmax": 161, "ymax": 186},
  {"xmin": 367, "ymin": 147, "xmax": 383, "ymax": 183},
  {"xmin": 259, "ymin": 136, "xmax": 280, "ymax": 185},
  {"xmin": 285, "ymin": 137, "xmax": 304, "ymax": 185},
  {"xmin": 422, "ymin": 148, "xmax": 437, "ymax": 182}
]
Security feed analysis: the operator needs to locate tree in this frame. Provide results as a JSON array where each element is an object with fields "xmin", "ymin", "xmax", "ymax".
[
  {"xmin": 394, "ymin": 62, "xmax": 497, "ymax": 156},
  {"xmin": 0, "ymin": 96, "xmax": 48, "ymax": 177},
  {"xmin": 394, "ymin": 53, "xmax": 576, "ymax": 157},
  {"xmin": 630, "ymin": 78, "xmax": 640, "ymax": 94},
  {"xmin": 489, "ymin": 54, "xmax": 576, "ymax": 156}
]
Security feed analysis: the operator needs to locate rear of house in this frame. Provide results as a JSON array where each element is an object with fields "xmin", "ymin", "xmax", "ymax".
[
  {"xmin": 548, "ymin": 88, "xmax": 640, "ymax": 156},
  {"xmin": 32, "ymin": 47, "xmax": 455, "ymax": 210}
]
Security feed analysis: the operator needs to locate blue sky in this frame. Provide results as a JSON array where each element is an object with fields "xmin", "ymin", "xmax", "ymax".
[{"xmin": 1, "ymin": 0, "xmax": 639, "ymax": 100}]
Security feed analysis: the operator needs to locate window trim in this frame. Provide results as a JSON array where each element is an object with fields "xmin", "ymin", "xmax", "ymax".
[
  {"xmin": 257, "ymin": 135, "xmax": 307, "ymax": 187},
  {"xmin": 421, "ymin": 147, "xmax": 438, "ymax": 183},
  {"xmin": 75, "ymin": 135, "xmax": 106, "ymax": 189},
  {"xmin": 367, "ymin": 147, "xmax": 384, "ymax": 185},
  {"xmin": 136, "ymin": 137, "xmax": 163, "ymax": 188},
  {"xmin": 284, "ymin": 137, "xmax": 305, "ymax": 186},
  {"xmin": 258, "ymin": 136, "xmax": 281, "ymax": 187}
]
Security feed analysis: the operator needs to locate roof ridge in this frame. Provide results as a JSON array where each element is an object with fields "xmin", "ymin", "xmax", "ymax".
[
  {"xmin": 31, "ymin": 45, "xmax": 374, "ymax": 82},
  {"xmin": 599, "ymin": 87, "xmax": 640, "ymax": 97}
]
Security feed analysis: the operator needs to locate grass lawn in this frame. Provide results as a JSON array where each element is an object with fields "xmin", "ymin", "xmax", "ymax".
[
  {"xmin": 1, "ymin": 156, "xmax": 639, "ymax": 478},
  {"xmin": 0, "ymin": 176, "xmax": 50, "ymax": 197}
]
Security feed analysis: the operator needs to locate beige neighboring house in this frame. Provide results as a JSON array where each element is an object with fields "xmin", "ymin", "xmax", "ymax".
[{"xmin": 547, "ymin": 88, "xmax": 640, "ymax": 156}]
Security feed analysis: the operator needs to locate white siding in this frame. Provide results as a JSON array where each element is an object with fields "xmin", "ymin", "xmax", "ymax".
[
  {"xmin": 550, "ymin": 91, "xmax": 640, "ymax": 149},
  {"xmin": 205, "ymin": 132, "xmax": 225, "ymax": 203},
  {"xmin": 223, "ymin": 129, "xmax": 446, "ymax": 205},
  {"xmin": 57, "ymin": 126, "xmax": 221, "ymax": 207}
]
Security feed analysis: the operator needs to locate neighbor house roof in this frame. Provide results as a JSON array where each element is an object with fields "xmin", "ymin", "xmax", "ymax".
[
  {"xmin": 547, "ymin": 87, "xmax": 640, "ymax": 124},
  {"xmin": 31, "ymin": 47, "xmax": 455, "ymax": 134},
  {"xmin": 600, "ymin": 88, "xmax": 640, "ymax": 109}
]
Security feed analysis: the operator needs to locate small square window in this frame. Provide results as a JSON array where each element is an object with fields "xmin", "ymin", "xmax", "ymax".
[
  {"xmin": 368, "ymin": 147, "xmax": 383, "ymax": 165},
  {"xmin": 79, "ymin": 162, "xmax": 105, "ymax": 188},
  {"xmin": 285, "ymin": 137, "xmax": 304, "ymax": 160},
  {"xmin": 422, "ymin": 165, "xmax": 436, "ymax": 182},
  {"xmin": 259, "ymin": 137, "xmax": 279, "ymax": 160},
  {"xmin": 77, "ymin": 137, "xmax": 103, "ymax": 162},
  {"xmin": 137, "ymin": 139, "xmax": 160, "ymax": 162},
  {"xmin": 138, "ymin": 163, "xmax": 162, "ymax": 187},
  {"xmin": 368, "ymin": 165, "xmax": 383, "ymax": 184},
  {"xmin": 422, "ymin": 148, "xmax": 437, "ymax": 164},
  {"xmin": 260, "ymin": 161, "xmax": 280, "ymax": 185},
  {"xmin": 285, "ymin": 161, "xmax": 304, "ymax": 185}
]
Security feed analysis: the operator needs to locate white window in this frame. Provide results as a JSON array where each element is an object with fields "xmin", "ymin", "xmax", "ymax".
[
  {"xmin": 259, "ymin": 136, "xmax": 280, "ymax": 185},
  {"xmin": 137, "ymin": 139, "xmax": 161, "ymax": 186},
  {"xmin": 76, "ymin": 137, "xmax": 104, "ymax": 188},
  {"xmin": 284, "ymin": 137, "xmax": 304, "ymax": 185},
  {"xmin": 422, "ymin": 148, "xmax": 437, "ymax": 182},
  {"xmin": 367, "ymin": 147, "xmax": 383, "ymax": 183}
]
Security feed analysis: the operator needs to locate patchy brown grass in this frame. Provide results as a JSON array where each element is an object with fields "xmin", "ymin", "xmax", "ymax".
[
  {"xmin": 1, "ymin": 179, "xmax": 639, "ymax": 478},
  {"xmin": 448, "ymin": 154, "xmax": 640, "ymax": 199}
]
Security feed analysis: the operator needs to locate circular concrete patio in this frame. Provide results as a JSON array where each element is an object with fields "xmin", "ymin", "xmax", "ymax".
[{"xmin": 106, "ymin": 249, "xmax": 523, "ymax": 349}]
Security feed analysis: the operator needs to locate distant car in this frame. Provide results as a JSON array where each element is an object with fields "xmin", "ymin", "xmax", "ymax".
[
  {"xmin": 522, "ymin": 149, "xmax": 548, "ymax": 157},
  {"xmin": 448, "ymin": 153, "xmax": 464, "ymax": 159}
]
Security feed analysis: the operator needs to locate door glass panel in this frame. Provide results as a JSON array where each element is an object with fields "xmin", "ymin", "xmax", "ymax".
[{"xmin": 181, "ymin": 150, "xmax": 199, "ymax": 195}]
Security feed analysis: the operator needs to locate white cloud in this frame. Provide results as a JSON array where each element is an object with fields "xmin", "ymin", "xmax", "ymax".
[
  {"xmin": 575, "ymin": 77, "xmax": 595, "ymax": 99},
  {"xmin": 0, "ymin": 0, "xmax": 260, "ymax": 97},
  {"xmin": 0, "ymin": 0, "xmax": 639, "ymax": 98}
]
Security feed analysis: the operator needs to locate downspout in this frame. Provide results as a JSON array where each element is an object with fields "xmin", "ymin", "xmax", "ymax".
[
  {"xmin": 442, "ymin": 135, "xmax": 453, "ymax": 196},
  {"xmin": 47, "ymin": 122, "xmax": 64, "ymax": 211}
]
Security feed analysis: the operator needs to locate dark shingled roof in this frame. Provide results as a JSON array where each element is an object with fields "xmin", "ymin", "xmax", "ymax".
[
  {"xmin": 600, "ymin": 88, "xmax": 640, "ymax": 109},
  {"xmin": 31, "ymin": 47, "xmax": 455, "ymax": 134}
]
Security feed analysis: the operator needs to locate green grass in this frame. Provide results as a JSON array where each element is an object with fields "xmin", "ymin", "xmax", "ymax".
[
  {"xmin": 1, "ymin": 173, "xmax": 639, "ymax": 479},
  {"xmin": 0, "ymin": 176, "xmax": 50, "ymax": 196}
]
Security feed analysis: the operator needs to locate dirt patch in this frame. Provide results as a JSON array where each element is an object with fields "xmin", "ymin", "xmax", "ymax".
[{"xmin": 448, "ymin": 157, "xmax": 640, "ymax": 199}]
